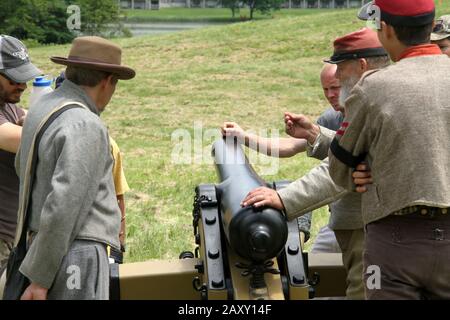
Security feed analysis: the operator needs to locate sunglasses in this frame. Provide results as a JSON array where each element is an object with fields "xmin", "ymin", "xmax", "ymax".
[{"xmin": 433, "ymin": 20, "xmax": 450, "ymax": 34}]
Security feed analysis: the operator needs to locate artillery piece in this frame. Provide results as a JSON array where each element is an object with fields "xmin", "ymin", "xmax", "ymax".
[{"xmin": 109, "ymin": 138, "xmax": 346, "ymax": 300}]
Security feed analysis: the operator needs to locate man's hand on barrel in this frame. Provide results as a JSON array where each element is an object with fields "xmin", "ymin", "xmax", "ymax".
[
  {"xmin": 241, "ymin": 187, "xmax": 285, "ymax": 211},
  {"xmin": 352, "ymin": 162, "xmax": 373, "ymax": 193},
  {"xmin": 221, "ymin": 121, "xmax": 245, "ymax": 140},
  {"xmin": 284, "ymin": 112, "xmax": 320, "ymax": 145}
]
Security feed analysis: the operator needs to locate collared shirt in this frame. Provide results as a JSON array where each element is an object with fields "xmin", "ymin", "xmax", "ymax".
[{"xmin": 399, "ymin": 44, "xmax": 442, "ymax": 60}]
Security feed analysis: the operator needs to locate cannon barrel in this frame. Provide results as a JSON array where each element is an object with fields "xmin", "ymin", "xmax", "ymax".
[{"xmin": 212, "ymin": 138, "xmax": 288, "ymax": 263}]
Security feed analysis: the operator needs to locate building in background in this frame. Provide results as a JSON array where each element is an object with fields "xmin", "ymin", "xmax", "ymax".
[{"xmin": 119, "ymin": 0, "xmax": 371, "ymax": 10}]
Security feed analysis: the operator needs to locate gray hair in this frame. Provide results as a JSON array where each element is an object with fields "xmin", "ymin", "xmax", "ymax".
[{"xmin": 366, "ymin": 55, "xmax": 391, "ymax": 70}]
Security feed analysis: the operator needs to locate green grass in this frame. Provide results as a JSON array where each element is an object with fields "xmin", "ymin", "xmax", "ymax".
[
  {"xmin": 124, "ymin": 8, "xmax": 244, "ymax": 22},
  {"xmin": 123, "ymin": 7, "xmax": 343, "ymax": 23},
  {"xmin": 26, "ymin": 0, "xmax": 450, "ymax": 262}
]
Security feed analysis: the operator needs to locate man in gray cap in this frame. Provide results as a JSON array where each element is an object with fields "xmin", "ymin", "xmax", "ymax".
[
  {"xmin": 0, "ymin": 35, "xmax": 41, "ymax": 277},
  {"xmin": 431, "ymin": 15, "xmax": 450, "ymax": 57}
]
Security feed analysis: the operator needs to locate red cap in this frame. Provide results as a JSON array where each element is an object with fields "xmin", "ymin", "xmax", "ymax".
[
  {"xmin": 325, "ymin": 28, "xmax": 387, "ymax": 64},
  {"xmin": 359, "ymin": 0, "xmax": 435, "ymax": 27}
]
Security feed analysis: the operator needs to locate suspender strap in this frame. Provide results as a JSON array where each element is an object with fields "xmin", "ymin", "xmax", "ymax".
[{"xmin": 14, "ymin": 102, "xmax": 89, "ymax": 247}]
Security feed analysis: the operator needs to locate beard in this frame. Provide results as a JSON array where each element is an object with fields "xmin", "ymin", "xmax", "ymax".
[
  {"xmin": 338, "ymin": 75, "xmax": 360, "ymax": 109},
  {"xmin": 0, "ymin": 82, "xmax": 24, "ymax": 105}
]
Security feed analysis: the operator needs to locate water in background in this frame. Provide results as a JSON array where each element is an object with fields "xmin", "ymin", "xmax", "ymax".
[{"xmin": 124, "ymin": 22, "xmax": 230, "ymax": 36}]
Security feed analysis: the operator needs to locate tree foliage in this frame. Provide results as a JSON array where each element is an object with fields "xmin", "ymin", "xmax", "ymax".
[
  {"xmin": 0, "ymin": 0, "xmax": 128, "ymax": 44},
  {"xmin": 66, "ymin": 0, "xmax": 127, "ymax": 37},
  {"xmin": 221, "ymin": 0, "xmax": 241, "ymax": 18},
  {"xmin": 221, "ymin": 0, "xmax": 284, "ymax": 20},
  {"xmin": 245, "ymin": 0, "xmax": 285, "ymax": 19},
  {"xmin": 0, "ymin": 0, "xmax": 74, "ymax": 44}
]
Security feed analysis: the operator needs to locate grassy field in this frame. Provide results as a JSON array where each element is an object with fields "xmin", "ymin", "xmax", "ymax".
[
  {"xmin": 123, "ymin": 7, "xmax": 340, "ymax": 22},
  {"xmin": 26, "ymin": 1, "xmax": 450, "ymax": 262}
]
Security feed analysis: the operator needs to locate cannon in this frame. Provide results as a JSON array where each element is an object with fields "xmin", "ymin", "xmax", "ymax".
[
  {"xmin": 189, "ymin": 138, "xmax": 306, "ymax": 300},
  {"xmin": 213, "ymin": 138, "xmax": 288, "ymax": 264},
  {"xmin": 109, "ymin": 138, "xmax": 347, "ymax": 300}
]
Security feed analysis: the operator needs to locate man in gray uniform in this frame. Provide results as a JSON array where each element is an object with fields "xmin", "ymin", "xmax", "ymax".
[
  {"xmin": 16, "ymin": 36, "xmax": 135, "ymax": 300},
  {"xmin": 242, "ymin": 28, "xmax": 390, "ymax": 299}
]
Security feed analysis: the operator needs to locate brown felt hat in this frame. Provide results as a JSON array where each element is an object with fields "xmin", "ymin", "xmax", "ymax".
[{"xmin": 50, "ymin": 36, "xmax": 135, "ymax": 80}]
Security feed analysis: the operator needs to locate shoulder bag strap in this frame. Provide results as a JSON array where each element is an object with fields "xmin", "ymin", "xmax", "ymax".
[{"xmin": 14, "ymin": 101, "xmax": 89, "ymax": 247}]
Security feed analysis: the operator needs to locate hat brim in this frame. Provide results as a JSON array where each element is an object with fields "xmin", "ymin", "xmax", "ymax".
[
  {"xmin": 323, "ymin": 58, "xmax": 346, "ymax": 64},
  {"xmin": 358, "ymin": 2, "xmax": 374, "ymax": 21},
  {"xmin": 50, "ymin": 57, "xmax": 136, "ymax": 80},
  {"xmin": 431, "ymin": 33, "xmax": 450, "ymax": 41},
  {"xmin": 1, "ymin": 62, "xmax": 42, "ymax": 83}
]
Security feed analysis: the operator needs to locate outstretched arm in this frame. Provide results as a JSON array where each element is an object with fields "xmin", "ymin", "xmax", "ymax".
[{"xmin": 221, "ymin": 121, "xmax": 307, "ymax": 158}]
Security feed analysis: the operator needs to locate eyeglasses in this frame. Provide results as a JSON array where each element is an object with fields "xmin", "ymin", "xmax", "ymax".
[{"xmin": 433, "ymin": 20, "xmax": 450, "ymax": 34}]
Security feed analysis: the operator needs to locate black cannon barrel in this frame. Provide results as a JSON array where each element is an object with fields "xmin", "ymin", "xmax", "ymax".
[{"xmin": 212, "ymin": 138, "xmax": 288, "ymax": 263}]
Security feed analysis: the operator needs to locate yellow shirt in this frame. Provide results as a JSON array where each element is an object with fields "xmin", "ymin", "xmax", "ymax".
[{"xmin": 109, "ymin": 136, "xmax": 130, "ymax": 196}]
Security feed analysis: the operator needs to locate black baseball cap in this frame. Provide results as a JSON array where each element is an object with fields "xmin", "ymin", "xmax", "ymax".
[{"xmin": 0, "ymin": 35, "xmax": 41, "ymax": 83}]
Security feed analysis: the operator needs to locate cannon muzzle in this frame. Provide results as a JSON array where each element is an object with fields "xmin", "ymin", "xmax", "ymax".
[{"xmin": 212, "ymin": 138, "xmax": 288, "ymax": 263}]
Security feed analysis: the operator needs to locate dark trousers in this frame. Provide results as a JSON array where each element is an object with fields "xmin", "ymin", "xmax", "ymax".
[{"xmin": 364, "ymin": 213, "xmax": 450, "ymax": 300}]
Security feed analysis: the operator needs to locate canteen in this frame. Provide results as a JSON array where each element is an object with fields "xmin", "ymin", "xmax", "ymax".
[{"xmin": 29, "ymin": 76, "xmax": 53, "ymax": 108}]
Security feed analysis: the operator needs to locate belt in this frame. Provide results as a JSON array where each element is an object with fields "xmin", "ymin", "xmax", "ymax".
[{"xmin": 392, "ymin": 206, "xmax": 449, "ymax": 218}]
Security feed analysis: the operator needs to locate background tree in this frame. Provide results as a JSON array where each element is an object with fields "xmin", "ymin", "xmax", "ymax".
[
  {"xmin": 67, "ymin": 0, "xmax": 128, "ymax": 37},
  {"xmin": 221, "ymin": 0, "xmax": 241, "ymax": 19},
  {"xmin": 244, "ymin": 0, "xmax": 285, "ymax": 20},
  {"xmin": 0, "ymin": 0, "xmax": 74, "ymax": 45},
  {"xmin": 0, "ymin": 0, "xmax": 129, "ymax": 45}
]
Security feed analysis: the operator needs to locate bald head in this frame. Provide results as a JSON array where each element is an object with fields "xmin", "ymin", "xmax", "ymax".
[
  {"xmin": 320, "ymin": 64, "xmax": 343, "ymax": 112},
  {"xmin": 320, "ymin": 64, "xmax": 337, "ymax": 82}
]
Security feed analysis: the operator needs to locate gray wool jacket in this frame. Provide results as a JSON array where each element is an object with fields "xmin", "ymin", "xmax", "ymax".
[
  {"xmin": 277, "ymin": 125, "xmax": 363, "ymax": 230},
  {"xmin": 15, "ymin": 80, "xmax": 120, "ymax": 289},
  {"xmin": 329, "ymin": 54, "xmax": 450, "ymax": 225}
]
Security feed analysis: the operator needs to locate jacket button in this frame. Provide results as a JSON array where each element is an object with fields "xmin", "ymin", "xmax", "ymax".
[
  {"xmin": 421, "ymin": 209, "xmax": 428, "ymax": 215},
  {"xmin": 442, "ymin": 208, "xmax": 448, "ymax": 215}
]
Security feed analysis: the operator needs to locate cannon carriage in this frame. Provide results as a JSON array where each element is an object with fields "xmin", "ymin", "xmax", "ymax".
[{"xmin": 110, "ymin": 138, "xmax": 346, "ymax": 300}]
